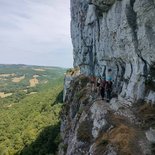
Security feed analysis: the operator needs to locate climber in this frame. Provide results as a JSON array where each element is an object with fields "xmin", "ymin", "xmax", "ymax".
[
  {"xmin": 100, "ymin": 77, "xmax": 106, "ymax": 100},
  {"xmin": 96, "ymin": 76, "xmax": 101, "ymax": 96},
  {"xmin": 90, "ymin": 76, "xmax": 96, "ymax": 92},
  {"xmin": 107, "ymin": 68, "xmax": 112, "ymax": 81},
  {"xmin": 105, "ymin": 77, "xmax": 113, "ymax": 102}
]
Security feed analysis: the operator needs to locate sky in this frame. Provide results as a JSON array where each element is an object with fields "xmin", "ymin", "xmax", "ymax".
[{"xmin": 0, "ymin": 0, "xmax": 73, "ymax": 68}]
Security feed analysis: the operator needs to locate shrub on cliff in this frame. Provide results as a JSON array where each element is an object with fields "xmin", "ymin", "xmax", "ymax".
[{"xmin": 77, "ymin": 120, "xmax": 93, "ymax": 143}]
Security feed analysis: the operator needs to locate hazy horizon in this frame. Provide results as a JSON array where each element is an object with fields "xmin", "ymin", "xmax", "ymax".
[
  {"xmin": 0, "ymin": 0, "xmax": 73, "ymax": 68},
  {"xmin": 0, "ymin": 63, "xmax": 70, "ymax": 68}
]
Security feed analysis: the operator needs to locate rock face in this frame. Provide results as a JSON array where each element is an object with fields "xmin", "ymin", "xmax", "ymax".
[
  {"xmin": 146, "ymin": 128, "xmax": 155, "ymax": 143},
  {"xmin": 71, "ymin": 0, "xmax": 155, "ymax": 104},
  {"xmin": 59, "ymin": 76, "xmax": 155, "ymax": 155},
  {"xmin": 59, "ymin": 0, "xmax": 155, "ymax": 154},
  {"xmin": 63, "ymin": 67, "xmax": 80, "ymax": 102}
]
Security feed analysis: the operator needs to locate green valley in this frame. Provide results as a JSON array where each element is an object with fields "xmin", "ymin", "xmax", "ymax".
[{"xmin": 0, "ymin": 64, "xmax": 66, "ymax": 155}]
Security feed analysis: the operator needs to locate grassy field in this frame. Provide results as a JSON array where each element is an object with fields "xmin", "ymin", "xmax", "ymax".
[{"xmin": 0, "ymin": 64, "xmax": 66, "ymax": 155}]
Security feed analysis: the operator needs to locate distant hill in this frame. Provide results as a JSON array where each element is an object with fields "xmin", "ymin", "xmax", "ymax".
[
  {"xmin": 0, "ymin": 64, "xmax": 66, "ymax": 100},
  {"xmin": 0, "ymin": 64, "xmax": 66, "ymax": 155}
]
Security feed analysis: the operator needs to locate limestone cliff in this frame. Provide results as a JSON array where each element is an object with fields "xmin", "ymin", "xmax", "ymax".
[
  {"xmin": 71, "ymin": 0, "xmax": 155, "ymax": 103},
  {"xmin": 59, "ymin": 0, "xmax": 155, "ymax": 154}
]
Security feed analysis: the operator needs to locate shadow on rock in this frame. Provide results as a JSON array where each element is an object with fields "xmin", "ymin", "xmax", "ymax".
[{"xmin": 18, "ymin": 123, "xmax": 60, "ymax": 155}]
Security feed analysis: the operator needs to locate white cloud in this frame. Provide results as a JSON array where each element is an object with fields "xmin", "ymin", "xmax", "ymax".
[{"xmin": 0, "ymin": 0, "xmax": 73, "ymax": 67}]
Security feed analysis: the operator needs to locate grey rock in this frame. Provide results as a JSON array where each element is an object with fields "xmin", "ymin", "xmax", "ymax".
[
  {"xmin": 63, "ymin": 68, "xmax": 80, "ymax": 102},
  {"xmin": 92, "ymin": 0, "xmax": 116, "ymax": 12},
  {"xmin": 104, "ymin": 145, "xmax": 117, "ymax": 155},
  {"xmin": 59, "ymin": 0, "xmax": 155, "ymax": 154},
  {"xmin": 85, "ymin": 4, "xmax": 97, "ymax": 25},
  {"xmin": 71, "ymin": 0, "xmax": 155, "ymax": 102},
  {"xmin": 91, "ymin": 101, "xmax": 109, "ymax": 138},
  {"xmin": 146, "ymin": 128, "xmax": 155, "ymax": 143},
  {"xmin": 146, "ymin": 91, "xmax": 155, "ymax": 105}
]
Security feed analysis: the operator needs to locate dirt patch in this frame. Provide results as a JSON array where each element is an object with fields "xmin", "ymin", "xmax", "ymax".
[
  {"xmin": 29, "ymin": 78, "xmax": 39, "ymax": 87},
  {"xmin": 33, "ymin": 75, "xmax": 39, "ymax": 78},
  {"xmin": 12, "ymin": 76, "xmax": 25, "ymax": 83},
  {"xmin": 0, "ymin": 92, "xmax": 12, "ymax": 98},
  {"xmin": 23, "ymin": 89, "xmax": 28, "ymax": 93},
  {"xmin": 137, "ymin": 103, "xmax": 155, "ymax": 129},
  {"xmin": 77, "ymin": 119, "xmax": 93, "ymax": 143},
  {"xmin": 107, "ymin": 125, "xmax": 136, "ymax": 154},
  {"xmin": 94, "ymin": 113, "xmax": 143, "ymax": 155},
  {"xmin": 66, "ymin": 67, "xmax": 80, "ymax": 76},
  {"xmin": 33, "ymin": 68, "xmax": 45, "ymax": 72},
  {"xmin": 27, "ymin": 92, "xmax": 37, "ymax": 95},
  {"xmin": 0, "ymin": 78, "xmax": 7, "ymax": 80},
  {"xmin": 4, "ymin": 103, "xmax": 14, "ymax": 108},
  {"xmin": 0, "ymin": 73, "xmax": 16, "ymax": 77}
]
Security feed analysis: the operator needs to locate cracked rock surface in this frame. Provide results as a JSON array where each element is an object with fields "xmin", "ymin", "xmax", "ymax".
[
  {"xmin": 59, "ymin": 0, "xmax": 155, "ymax": 154},
  {"xmin": 71, "ymin": 0, "xmax": 155, "ymax": 104},
  {"xmin": 59, "ymin": 75, "xmax": 155, "ymax": 155}
]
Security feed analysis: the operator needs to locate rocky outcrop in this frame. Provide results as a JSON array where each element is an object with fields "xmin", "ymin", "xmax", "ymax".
[
  {"xmin": 63, "ymin": 67, "xmax": 80, "ymax": 102},
  {"xmin": 59, "ymin": 76, "xmax": 155, "ymax": 155},
  {"xmin": 71, "ymin": 0, "xmax": 155, "ymax": 104},
  {"xmin": 59, "ymin": 0, "xmax": 155, "ymax": 154},
  {"xmin": 146, "ymin": 128, "xmax": 155, "ymax": 143}
]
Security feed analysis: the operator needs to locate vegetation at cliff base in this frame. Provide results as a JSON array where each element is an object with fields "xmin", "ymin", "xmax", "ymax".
[{"xmin": 0, "ymin": 64, "xmax": 65, "ymax": 155}]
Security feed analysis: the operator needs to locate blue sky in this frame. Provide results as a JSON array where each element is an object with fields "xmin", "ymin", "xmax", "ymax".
[{"xmin": 0, "ymin": 0, "xmax": 73, "ymax": 68}]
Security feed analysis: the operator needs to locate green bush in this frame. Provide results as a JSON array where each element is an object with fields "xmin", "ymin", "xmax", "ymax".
[
  {"xmin": 100, "ymin": 139, "xmax": 109, "ymax": 146},
  {"xmin": 77, "ymin": 120, "xmax": 93, "ymax": 143},
  {"xmin": 80, "ymin": 76, "xmax": 90, "ymax": 88},
  {"xmin": 0, "ymin": 65, "xmax": 65, "ymax": 155}
]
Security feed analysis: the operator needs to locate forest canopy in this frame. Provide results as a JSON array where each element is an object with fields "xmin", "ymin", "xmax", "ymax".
[{"xmin": 0, "ymin": 65, "xmax": 65, "ymax": 155}]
